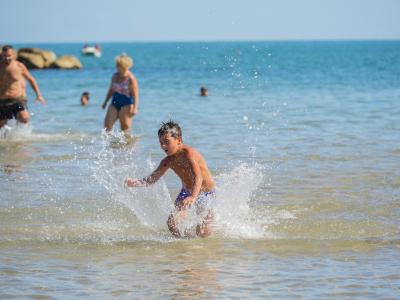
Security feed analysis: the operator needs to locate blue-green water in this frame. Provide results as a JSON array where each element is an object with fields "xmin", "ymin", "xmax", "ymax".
[{"xmin": 1, "ymin": 41, "xmax": 399, "ymax": 298}]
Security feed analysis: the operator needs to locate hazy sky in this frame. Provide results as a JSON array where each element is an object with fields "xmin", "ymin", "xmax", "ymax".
[{"xmin": 1, "ymin": 0, "xmax": 399, "ymax": 43}]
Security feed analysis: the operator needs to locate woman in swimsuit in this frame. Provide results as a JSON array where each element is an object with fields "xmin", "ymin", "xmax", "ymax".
[{"xmin": 102, "ymin": 54, "xmax": 139, "ymax": 135}]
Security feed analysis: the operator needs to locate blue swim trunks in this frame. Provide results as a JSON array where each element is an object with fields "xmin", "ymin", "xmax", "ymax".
[
  {"xmin": 175, "ymin": 188, "xmax": 216, "ymax": 213},
  {"xmin": 111, "ymin": 92, "xmax": 134, "ymax": 110}
]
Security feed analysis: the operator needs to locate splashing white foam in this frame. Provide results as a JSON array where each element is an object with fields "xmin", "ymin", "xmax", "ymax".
[
  {"xmin": 91, "ymin": 131, "xmax": 173, "ymax": 230},
  {"xmin": 0, "ymin": 123, "xmax": 32, "ymax": 140},
  {"xmin": 90, "ymin": 132, "xmax": 272, "ymax": 239},
  {"xmin": 213, "ymin": 163, "xmax": 265, "ymax": 239},
  {"xmin": 0, "ymin": 122, "xmax": 86, "ymax": 143}
]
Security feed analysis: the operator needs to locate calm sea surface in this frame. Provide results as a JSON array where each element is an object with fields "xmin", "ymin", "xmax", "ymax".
[{"xmin": 1, "ymin": 41, "xmax": 399, "ymax": 298}]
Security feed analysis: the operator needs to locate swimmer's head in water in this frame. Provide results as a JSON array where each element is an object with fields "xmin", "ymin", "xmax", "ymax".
[
  {"xmin": 158, "ymin": 120, "xmax": 182, "ymax": 140},
  {"xmin": 200, "ymin": 86, "xmax": 208, "ymax": 96}
]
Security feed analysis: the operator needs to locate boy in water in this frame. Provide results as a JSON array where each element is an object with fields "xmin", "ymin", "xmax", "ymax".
[{"xmin": 125, "ymin": 121, "xmax": 216, "ymax": 238}]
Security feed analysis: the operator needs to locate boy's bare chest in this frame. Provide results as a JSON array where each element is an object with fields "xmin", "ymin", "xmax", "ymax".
[{"xmin": 169, "ymin": 156, "xmax": 192, "ymax": 176}]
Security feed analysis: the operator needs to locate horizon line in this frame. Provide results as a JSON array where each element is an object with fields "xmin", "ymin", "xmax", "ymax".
[{"xmin": 2, "ymin": 37, "xmax": 400, "ymax": 45}]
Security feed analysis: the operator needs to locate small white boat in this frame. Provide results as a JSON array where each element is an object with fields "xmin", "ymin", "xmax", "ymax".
[{"xmin": 81, "ymin": 45, "xmax": 102, "ymax": 57}]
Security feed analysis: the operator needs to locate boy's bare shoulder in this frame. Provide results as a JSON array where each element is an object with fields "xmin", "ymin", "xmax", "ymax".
[
  {"xmin": 182, "ymin": 144, "xmax": 194, "ymax": 153},
  {"xmin": 182, "ymin": 144, "xmax": 202, "ymax": 159}
]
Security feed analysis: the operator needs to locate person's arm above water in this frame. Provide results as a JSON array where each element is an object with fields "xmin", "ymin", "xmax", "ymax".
[
  {"xmin": 182, "ymin": 150, "xmax": 203, "ymax": 208},
  {"xmin": 130, "ymin": 74, "xmax": 139, "ymax": 115},
  {"xmin": 125, "ymin": 157, "xmax": 169, "ymax": 187},
  {"xmin": 21, "ymin": 63, "xmax": 46, "ymax": 105},
  {"xmin": 102, "ymin": 76, "xmax": 114, "ymax": 109}
]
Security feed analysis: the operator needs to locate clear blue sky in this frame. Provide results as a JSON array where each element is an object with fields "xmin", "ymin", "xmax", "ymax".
[{"xmin": 1, "ymin": 0, "xmax": 399, "ymax": 43}]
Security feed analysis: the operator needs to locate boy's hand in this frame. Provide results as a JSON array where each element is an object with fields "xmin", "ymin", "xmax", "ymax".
[
  {"xmin": 124, "ymin": 177, "xmax": 142, "ymax": 187},
  {"xmin": 182, "ymin": 196, "xmax": 196, "ymax": 208}
]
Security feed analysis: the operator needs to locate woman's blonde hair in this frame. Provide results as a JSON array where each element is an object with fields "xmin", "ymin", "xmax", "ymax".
[{"xmin": 115, "ymin": 53, "xmax": 133, "ymax": 70}]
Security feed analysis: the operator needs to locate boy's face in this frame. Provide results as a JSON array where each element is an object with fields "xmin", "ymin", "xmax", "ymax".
[{"xmin": 159, "ymin": 133, "xmax": 182, "ymax": 156}]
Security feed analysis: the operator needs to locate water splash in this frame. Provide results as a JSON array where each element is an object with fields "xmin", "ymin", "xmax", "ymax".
[
  {"xmin": 0, "ymin": 123, "xmax": 32, "ymax": 140},
  {"xmin": 213, "ymin": 163, "xmax": 266, "ymax": 239},
  {"xmin": 0, "ymin": 122, "xmax": 86, "ymax": 143},
  {"xmin": 1, "ymin": 128, "xmax": 280, "ymax": 242},
  {"xmin": 89, "ymin": 132, "xmax": 272, "ymax": 239},
  {"xmin": 91, "ymin": 131, "xmax": 173, "ymax": 230},
  {"xmin": 88, "ymin": 133, "xmax": 282, "ymax": 238}
]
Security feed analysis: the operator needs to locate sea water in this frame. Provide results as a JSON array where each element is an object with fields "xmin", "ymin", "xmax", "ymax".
[{"xmin": 0, "ymin": 41, "xmax": 399, "ymax": 298}]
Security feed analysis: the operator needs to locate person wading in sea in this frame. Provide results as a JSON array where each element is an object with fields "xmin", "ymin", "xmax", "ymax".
[{"xmin": 0, "ymin": 45, "xmax": 46, "ymax": 129}]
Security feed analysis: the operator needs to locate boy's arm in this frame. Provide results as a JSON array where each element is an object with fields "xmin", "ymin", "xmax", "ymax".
[
  {"xmin": 125, "ymin": 158, "xmax": 169, "ymax": 187},
  {"xmin": 182, "ymin": 150, "xmax": 203, "ymax": 207}
]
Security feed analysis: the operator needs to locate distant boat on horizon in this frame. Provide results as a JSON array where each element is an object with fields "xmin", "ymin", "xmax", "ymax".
[{"xmin": 81, "ymin": 44, "xmax": 101, "ymax": 57}]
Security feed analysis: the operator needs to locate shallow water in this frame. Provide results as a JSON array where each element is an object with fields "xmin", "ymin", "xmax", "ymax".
[{"xmin": 1, "ymin": 41, "xmax": 399, "ymax": 298}]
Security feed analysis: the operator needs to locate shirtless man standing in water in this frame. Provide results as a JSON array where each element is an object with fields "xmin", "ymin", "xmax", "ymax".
[{"xmin": 0, "ymin": 45, "xmax": 46, "ymax": 129}]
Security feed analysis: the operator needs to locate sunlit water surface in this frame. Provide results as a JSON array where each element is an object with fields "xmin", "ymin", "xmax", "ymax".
[{"xmin": 1, "ymin": 41, "xmax": 399, "ymax": 298}]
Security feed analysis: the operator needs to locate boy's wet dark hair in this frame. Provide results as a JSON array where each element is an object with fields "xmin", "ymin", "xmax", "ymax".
[
  {"xmin": 158, "ymin": 120, "xmax": 182, "ymax": 139},
  {"xmin": 82, "ymin": 91, "xmax": 89, "ymax": 97}
]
